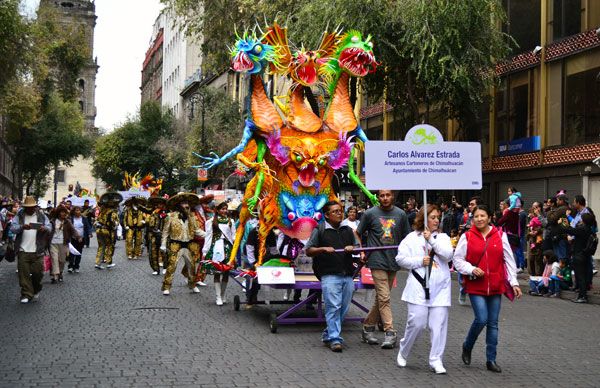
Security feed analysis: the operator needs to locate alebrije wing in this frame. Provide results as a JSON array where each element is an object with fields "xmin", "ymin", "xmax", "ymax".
[{"xmin": 263, "ymin": 22, "xmax": 292, "ymax": 75}]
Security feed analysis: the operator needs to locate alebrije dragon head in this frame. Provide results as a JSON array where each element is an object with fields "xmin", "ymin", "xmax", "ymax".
[
  {"xmin": 230, "ymin": 30, "xmax": 277, "ymax": 75},
  {"xmin": 328, "ymin": 30, "xmax": 378, "ymax": 79},
  {"xmin": 263, "ymin": 23, "xmax": 337, "ymax": 87}
]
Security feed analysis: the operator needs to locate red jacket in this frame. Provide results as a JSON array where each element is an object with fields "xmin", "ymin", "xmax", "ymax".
[{"xmin": 463, "ymin": 226, "xmax": 507, "ymax": 296}]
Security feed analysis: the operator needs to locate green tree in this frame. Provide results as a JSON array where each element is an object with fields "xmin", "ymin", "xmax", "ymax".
[
  {"xmin": 0, "ymin": 2, "xmax": 92, "ymax": 197},
  {"xmin": 162, "ymin": 0, "xmax": 512, "ymax": 132},
  {"xmin": 16, "ymin": 92, "xmax": 92, "ymax": 196}
]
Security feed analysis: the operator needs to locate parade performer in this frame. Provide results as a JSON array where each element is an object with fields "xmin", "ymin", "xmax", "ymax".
[
  {"xmin": 202, "ymin": 201, "xmax": 235, "ymax": 305},
  {"xmin": 188, "ymin": 194, "xmax": 214, "ymax": 287},
  {"xmin": 395, "ymin": 205, "xmax": 454, "ymax": 374},
  {"xmin": 147, "ymin": 196, "xmax": 167, "ymax": 275},
  {"xmin": 94, "ymin": 192, "xmax": 122, "ymax": 270},
  {"xmin": 123, "ymin": 196, "xmax": 147, "ymax": 259},
  {"xmin": 160, "ymin": 193, "xmax": 205, "ymax": 296}
]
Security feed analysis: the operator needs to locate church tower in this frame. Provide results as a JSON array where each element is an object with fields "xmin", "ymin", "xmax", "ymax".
[{"xmin": 39, "ymin": 0, "xmax": 98, "ymax": 132}]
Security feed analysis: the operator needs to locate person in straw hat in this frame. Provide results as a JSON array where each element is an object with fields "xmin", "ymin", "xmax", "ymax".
[
  {"xmin": 48, "ymin": 205, "xmax": 80, "ymax": 283},
  {"xmin": 94, "ymin": 192, "xmax": 122, "ymax": 269},
  {"xmin": 9, "ymin": 196, "xmax": 51, "ymax": 303},
  {"xmin": 123, "ymin": 196, "xmax": 148, "ymax": 260},
  {"xmin": 160, "ymin": 193, "xmax": 205, "ymax": 295},
  {"xmin": 147, "ymin": 196, "xmax": 168, "ymax": 275}
]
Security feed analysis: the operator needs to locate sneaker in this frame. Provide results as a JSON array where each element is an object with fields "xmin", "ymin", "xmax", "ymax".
[
  {"xmin": 458, "ymin": 293, "xmax": 467, "ymax": 305},
  {"xmin": 20, "ymin": 297, "xmax": 30, "ymax": 304},
  {"xmin": 152, "ymin": 271, "xmax": 159, "ymax": 275},
  {"xmin": 95, "ymin": 264, "xmax": 104, "ymax": 270},
  {"xmin": 74, "ymin": 269, "xmax": 80, "ymax": 273},
  {"xmin": 33, "ymin": 293, "xmax": 40, "ymax": 300},
  {"xmin": 192, "ymin": 286, "xmax": 200, "ymax": 293},
  {"xmin": 162, "ymin": 290, "xmax": 170, "ymax": 296},
  {"xmin": 128, "ymin": 256, "xmax": 133, "ymax": 260},
  {"xmin": 381, "ymin": 331, "xmax": 397, "ymax": 349},
  {"xmin": 593, "ymin": 269, "xmax": 598, "ymax": 276},
  {"xmin": 528, "ymin": 290, "xmax": 540, "ymax": 296},
  {"xmin": 106, "ymin": 263, "xmax": 116, "ymax": 269},
  {"xmin": 361, "ymin": 326, "xmax": 380, "ymax": 345},
  {"xmin": 548, "ymin": 293, "xmax": 559, "ymax": 298},
  {"xmin": 196, "ymin": 281, "xmax": 207, "ymax": 287},
  {"xmin": 58, "ymin": 275, "xmax": 63, "ymax": 282},
  {"xmin": 161, "ymin": 268, "xmax": 167, "ymax": 275},
  {"xmin": 516, "ymin": 268, "xmax": 524, "ymax": 274},
  {"xmin": 396, "ymin": 352, "xmax": 407, "ymax": 367},
  {"xmin": 67, "ymin": 268, "xmax": 73, "ymax": 273},
  {"xmin": 430, "ymin": 363, "xmax": 447, "ymax": 374},
  {"xmin": 573, "ymin": 297, "xmax": 588, "ymax": 303},
  {"xmin": 50, "ymin": 278, "xmax": 56, "ymax": 284},
  {"xmin": 330, "ymin": 342, "xmax": 343, "ymax": 353}
]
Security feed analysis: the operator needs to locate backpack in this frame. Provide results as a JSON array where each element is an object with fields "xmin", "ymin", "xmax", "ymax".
[{"xmin": 583, "ymin": 233, "xmax": 598, "ymax": 257}]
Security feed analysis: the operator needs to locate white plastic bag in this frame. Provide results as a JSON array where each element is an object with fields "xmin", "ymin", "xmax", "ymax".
[{"xmin": 116, "ymin": 224, "xmax": 123, "ymax": 240}]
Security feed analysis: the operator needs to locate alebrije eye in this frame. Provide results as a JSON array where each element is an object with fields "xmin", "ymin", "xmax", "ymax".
[
  {"xmin": 368, "ymin": 41, "xmax": 373, "ymax": 48},
  {"xmin": 295, "ymin": 155, "xmax": 302, "ymax": 162},
  {"xmin": 351, "ymin": 36, "xmax": 359, "ymax": 43},
  {"xmin": 318, "ymin": 159, "xmax": 325, "ymax": 166},
  {"xmin": 253, "ymin": 45, "xmax": 262, "ymax": 54}
]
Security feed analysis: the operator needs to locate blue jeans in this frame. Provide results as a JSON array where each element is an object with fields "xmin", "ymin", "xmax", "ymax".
[
  {"xmin": 321, "ymin": 275, "xmax": 355, "ymax": 344},
  {"xmin": 464, "ymin": 294, "xmax": 502, "ymax": 362},
  {"xmin": 514, "ymin": 246, "xmax": 525, "ymax": 269}
]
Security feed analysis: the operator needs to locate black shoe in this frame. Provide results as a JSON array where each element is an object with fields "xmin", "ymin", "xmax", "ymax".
[
  {"xmin": 573, "ymin": 297, "xmax": 588, "ymax": 303},
  {"xmin": 486, "ymin": 361, "xmax": 502, "ymax": 373},
  {"xmin": 361, "ymin": 326, "xmax": 380, "ymax": 345},
  {"xmin": 50, "ymin": 278, "xmax": 56, "ymax": 284},
  {"xmin": 381, "ymin": 330, "xmax": 397, "ymax": 349},
  {"xmin": 462, "ymin": 344, "xmax": 471, "ymax": 365},
  {"xmin": 330, "ymin": 342, "xmax": 343, "ymax": 353}
]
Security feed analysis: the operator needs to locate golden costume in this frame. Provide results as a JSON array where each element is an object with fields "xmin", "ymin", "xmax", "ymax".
[
  {"xmin": 94, "ymin": 193, "xmax": 123, "ymax": 268},
  {"xmin": 123, "ymin": 197, "xmax": 147, "ymax": 259}
]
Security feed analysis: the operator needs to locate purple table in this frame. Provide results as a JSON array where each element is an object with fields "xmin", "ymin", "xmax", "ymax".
[{"xmin": 230, "ymin": 246, "xmax": 398, "ymax": 333}]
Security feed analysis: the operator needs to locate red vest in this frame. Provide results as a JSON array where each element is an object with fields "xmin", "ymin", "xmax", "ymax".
[{"xmin": 464, "ymin": 226, "xmax": 507, "ymax": 296}]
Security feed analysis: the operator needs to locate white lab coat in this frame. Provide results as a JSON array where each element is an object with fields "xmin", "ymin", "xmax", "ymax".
[{"xmin": 395, "ymin": 231, "xmax": 454, "ymax": 307}]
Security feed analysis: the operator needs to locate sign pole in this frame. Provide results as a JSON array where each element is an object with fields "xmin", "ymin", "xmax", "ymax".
[{"xmin": 423, "ymin": 189, "xmax": 429, "ymax": 290}]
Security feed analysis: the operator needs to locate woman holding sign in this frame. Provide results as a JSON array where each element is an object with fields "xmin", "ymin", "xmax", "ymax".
[
  {"xmin": 395, "ymin": 204, "xmax": 453, "ymax": 374},
  {"xmin": 452, "ymin": 205, "xmax": 522, "ymax": 373}
]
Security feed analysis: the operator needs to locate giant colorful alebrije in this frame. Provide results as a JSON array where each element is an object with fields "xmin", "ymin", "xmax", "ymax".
[{"xmin": 195, "ymin": 24, "xmax": 380, "ymax": 266}]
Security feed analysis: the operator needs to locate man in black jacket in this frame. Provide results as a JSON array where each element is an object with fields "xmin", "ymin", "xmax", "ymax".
[{"xmin": 306, "ymin": 200, "xmax": 363, "ymax": 353}]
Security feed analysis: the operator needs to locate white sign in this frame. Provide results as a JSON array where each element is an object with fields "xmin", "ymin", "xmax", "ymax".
[
  {"xmin": 365, "ymin": 124, "xmax": 482, "ymax": 190},
  {"xmin": 257, "ymin": 267, "xmax": 295, "ymax": 285},
  {"xmin": 68, "ymin": 196, "xmax": 97, "ymax": 207}
]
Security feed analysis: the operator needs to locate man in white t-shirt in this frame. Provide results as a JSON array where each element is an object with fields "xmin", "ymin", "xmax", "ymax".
[{"xmin": 10, "ymin": 196, "xmax": 50, "ymax": 303}]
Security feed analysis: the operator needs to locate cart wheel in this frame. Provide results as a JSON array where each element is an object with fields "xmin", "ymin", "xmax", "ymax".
[
  {"xmin": 233, "ymin": 295, "xmax": 240, "ymax": 311},
  {"xmin": 269, "ymin": 313, "xmax": 278, "ymax": 333}
]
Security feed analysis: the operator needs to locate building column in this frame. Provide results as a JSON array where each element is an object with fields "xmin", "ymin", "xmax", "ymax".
[{"xmin": 539, "ymin": 0, "xmax": 548, "ymax": 163}]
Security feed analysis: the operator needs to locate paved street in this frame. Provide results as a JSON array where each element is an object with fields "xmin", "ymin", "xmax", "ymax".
[{"xmin": 1, "ymin": 237, "xmax": 600, "ymax": 388}]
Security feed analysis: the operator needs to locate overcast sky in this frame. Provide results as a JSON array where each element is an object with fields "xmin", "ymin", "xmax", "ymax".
[{"xmin": 23, "ymin": 0, "xmax": 164, "ymax": 131}]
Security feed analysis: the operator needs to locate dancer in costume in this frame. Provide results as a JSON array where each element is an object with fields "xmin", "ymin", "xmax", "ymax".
[
  {"xmin": 123, "ymin": 196, "xmax": 147, "ymax": 259},
  {"xmin": 160, "ymin": 193, "xmax": 205, "ymax": 296},
  {"xmin": 189, "ymin": 194, "xmax": 214, "ymax": 287},
  {"xmin": 147, "ymin": 196, "xmax": 167, "ymax": 275},
  {"xmin": 202, "ymin": 201, "xmax": 235, "ymax": 305},
  {"xmin": 94, "ymin": 192, "xmax": 122, "ymax": 269}
]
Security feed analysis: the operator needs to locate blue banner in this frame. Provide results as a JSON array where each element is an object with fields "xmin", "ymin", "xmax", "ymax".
[{"xmin": 498, "ymin": 136, "xmax": 540, "ymax": 156}]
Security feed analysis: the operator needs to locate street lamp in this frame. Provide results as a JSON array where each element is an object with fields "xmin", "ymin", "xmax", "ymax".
[{"xmin": 189, "ymin": 89, "xmax": 208, "ymax": 153}]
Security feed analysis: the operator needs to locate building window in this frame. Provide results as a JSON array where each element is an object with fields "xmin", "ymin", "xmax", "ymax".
[
  {"xmin": 502, "ymin": 0, "xmax": 541, "ymax": 53},
  {"xmin": 79, "ymin": 79, "xmax": 85, "ymax": 91},
  {"xmin": 494, "ymin": 70, "xmax": 537, "ymax": 148},
  {"xmin": 56, "ymin": 169, "xmax": 65, "ymax": 183},
  {"xmin": 563, "ymin": 55, "xmax": 600, "ymax": 145},
  {"xmin": 551, "ymin": 0, "xmax": 581, "ymax": 42},
  {"xmin": 79, "ymin": 100, "xmax": 85, "ymax": 113}
]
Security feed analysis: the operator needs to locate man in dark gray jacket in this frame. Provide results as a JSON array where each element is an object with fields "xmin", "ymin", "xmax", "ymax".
[
  {"xmin": 357, "ymin": 190, "xmax": 410, "ymax": 349},
  {"xmin": 10, "ymin": 196, "xmax": 51, "ymax": 303}
]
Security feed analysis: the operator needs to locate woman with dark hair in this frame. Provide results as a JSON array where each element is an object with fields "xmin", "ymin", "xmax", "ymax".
[
  {"xmin": 453, "ymin": 204, "xmax": 522, "ymax": 373},
  {"xmin": 203, "ymin": 201, "xmax": 235, "ymax": 305},
  {"xmin": 68, "ymin": 206, "xmax": 91, "ymax": 273},
  {"xmin": 395, "ymin": 204, "xmax": 453, "ymax": 373},
  {"xmin": 560, "ymin": 212, "xmax": 597, "ymax": 303}
]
